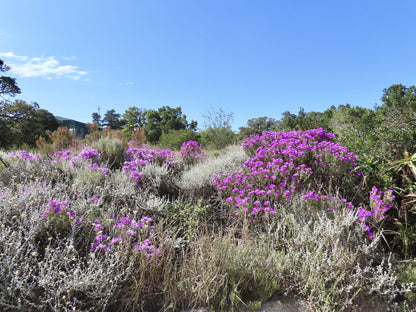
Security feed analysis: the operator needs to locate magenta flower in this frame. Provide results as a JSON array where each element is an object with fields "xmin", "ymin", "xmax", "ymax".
[
  {"xmin": 125, "ymin": 230, "xmax": 137, "ymax": 237},
  {"xmin": 122, "ymin": 145, "xmax": 178, "ymax": 186},
  {"xmin": 110, "ymin": 237, "xmax": 122, "ymax": 244},
  {"xmin": 180, "ymin": 140, "xmax": 207, "ymax": 165},
  {"xmin": 95, "ymin": 234, "xmax": 108, "ymax": 242},
  {"xmin": 93, "ymin": 221, "xmax": 104, "ymax": 231},
  {"xmin": 212, "ymin": 129, "xmax": 364, "ymax": 223},
  {"xmin": 9, "ymin": 150, "xmax": 40, "ymax": 162},
  {"xmin": 78, "ymin": 148, "xmax": 100, "ymax": 160}
]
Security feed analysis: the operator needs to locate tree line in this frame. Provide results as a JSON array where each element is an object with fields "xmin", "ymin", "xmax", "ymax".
[{"xmin": 1, "ymin": 57, "xmax": 416, "ymax": 155}]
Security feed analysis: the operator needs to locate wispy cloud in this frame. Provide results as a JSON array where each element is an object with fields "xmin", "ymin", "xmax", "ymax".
[
  {"xmin": 0, "ymin": 52, "xmax": 28, "ymax": 61},
  {"xmin": 0, "ymin": 52, "xmax": 87, "ymax": 80}
]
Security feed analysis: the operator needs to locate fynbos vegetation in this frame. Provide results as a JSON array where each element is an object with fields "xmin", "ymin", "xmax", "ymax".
[
  {"xmin": 1, "ymin": 125, "xmax": 416, "ymax": 311},
  {"xmin": 2, "ymin": 71, "xmax": 416, "ymax": 311}
]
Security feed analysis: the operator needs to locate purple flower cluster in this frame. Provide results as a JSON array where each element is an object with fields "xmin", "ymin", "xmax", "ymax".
[
  {"xmin": 52, "ymin": 150, "xmax": 72, "ymax": 162},
  {"xmin": 9, "ymin": 150, "xmax": 41, "ymax": 162},
  {"xmin": 8, "ymin": 148, "xmax": 105, "ymax": 175},
  {"xmin": 357, "ymin": 187, "xmax": 395, "ymax": 238},
  {"xmin": 53, "ymin": 148, "xmax": 100, "ymax": 162},
  {"xmin": 42, "ymin": 199, "xmax": 70, "ymax": 216},
  {"xmin": 373, "ymin": 187, "xmax": 395, "ymax": 214},
  {"xmin": 180, "ymin": 140, "xmax": 207, "ymax": 165},
  {"xmin": 302, "ymin": 187, "xmax": 395, "ymax": 239},
  {"xmin": 212, "ymin": 129, "xmax": 358, "ymax": 219},
  {"xmin": 91, "ymin": 215, "xmax": 162, "ymax": 258},
  {"xmin": 78, "ymin": 148, "xmax": 100, "ymax": 160},
  {"xmin": 42, "ymin": 199, "xmax": 80, "ymax": 226},
  {"xmin": 88, "ymin": 163, "xmax": 110, "ymax": 175},
  {"xmin": 52, "ymin": 148, "xmax": 110, "ymax": 176},
  {"xmin": 69, "ymin": 148, "xmax": 100, "ymax": 165},
  {"xmin": 41, "ymin": 196, "xmax": 162, "ymax": 258},
  {"xmin": 122, "ymin": 143, "xmax": 178, "ymax": 186}
]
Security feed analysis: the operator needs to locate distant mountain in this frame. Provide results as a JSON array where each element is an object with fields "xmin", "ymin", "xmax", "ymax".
[{"xmin": 56, "ymin": 116, "xmax": 88, "ymax": 138}]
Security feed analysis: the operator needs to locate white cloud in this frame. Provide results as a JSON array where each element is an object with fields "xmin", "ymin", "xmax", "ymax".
[
  {"xmin": 0, "ymin": 52, "xmax": 28, "ymax": 61},
  {"xmin": 0, "ymin": 52, "xmax": 87, "ymax": 80}
]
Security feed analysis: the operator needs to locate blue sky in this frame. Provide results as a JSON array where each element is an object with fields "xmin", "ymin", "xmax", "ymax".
[{"xmin": 1, "ymin": 0, "xmax": 415, "ymax": 131}]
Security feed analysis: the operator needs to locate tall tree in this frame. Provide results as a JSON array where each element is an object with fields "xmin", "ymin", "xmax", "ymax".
[
  {"xmin": 159, "ymin": 106, "xmax": 197, "ymax": 134},
  {"xmin": 279, "ymin": 107, "xmax": 334, "ymax": 132},
  {"xmin": 143, "ymin": 106, "xmax": 197, "ymax": 144},
  {"xmin": 143, "ymin": 109, "xmax": 162, "ymax": 144},
  {"xmin": 102, "ymin": 109, "xmax": 122, "ymax": 129},
  {"xmin": 0, "ymin": 59, "xmax": 21, "ymax": 98},
  {"xmin": 376, "ymin": 84, "xmax": 416, "ymax": 157},
  {"xmin": 120, "ymin": 106, "xmax": 144, "ymax": 140},
  {"xmin": 380, "ymin": 84, "xmax": 416, "ymax": 110},
  {"xmin": 91, "ymin": 112, "xmax": 102, "ymax": 127}
]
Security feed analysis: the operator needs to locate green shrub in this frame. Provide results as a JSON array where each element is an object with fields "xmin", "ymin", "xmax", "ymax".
[
  {"xmin": 158, "ymin": 129, "xmax": 201, "ymax": 150},
  {"xmin": 167, "ymin": 198, "xmax": 213, "ymax": 241},
  {"xmin": 90, "ymin": 137, "xmax": 126, "ymax": 169},
  {"xmin": 200, "ymin": 126, "xmax": 236, "ymax": 149}
]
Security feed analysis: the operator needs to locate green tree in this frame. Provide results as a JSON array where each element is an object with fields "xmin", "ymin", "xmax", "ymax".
[
  {"xmin": 143, "ymin": 106, "xmax": 197, "ymax": 144},
  {"xmin": 239, "ymin": 116, "xmax": 279, "ymax": 138},
  {"xmin": 280, "ymin": 110, "xmax": 297, "ymax": 130},
  {"xmin": 380, "ymin": 84, "xmax": 416, "ymax": 110},
  {"xmin": 0, "ymin": 100, "xmax": 60, "ymax": 148},
  {"xmin": 0, "ymin": 59, "xmax": 21, "ymax": 98},
  {"xmin": 158, "ymin": 106, "xmax": 197, "ymax": 134},
  {"xmin": 143, "ymin": 109, "xmax": 162, "ymax": 144},
  {"xmin": 280, "ymin": 107, "xmax": 334, "ymax": 132},
  {"xmin": 91, "ymin": 112, "xmax": 102, "ymax": 127},
  {"xmin": 102, "ymin": 109, "xmax": 122, "ymax": 129},
  {"xmin": 120, "ymin": 106, "xmax": 144, "ymax": 140},
  {"xmin": 376, "ymin": 84, "xmax": 416, "ymax": 159}
]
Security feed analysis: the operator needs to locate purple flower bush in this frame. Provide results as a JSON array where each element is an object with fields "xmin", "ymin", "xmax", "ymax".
[
  {"xmin": 51, "ymin": 148, "xmax": 110, "ymax": 176},
  {"xmin": 357, "ymin": 187, "xmax": 395, "ymax": 238},
  {"xmin": 78, "ymin": 148, "xmax": 100, "ymax": 160},
  {"xmin": 41, "ymin": 196, "xmax": 162, "ymax": 258},
  {"xmin": 212, "ymin": 129, "xmax": 357, "ymax": 215},
  {"xmin": 180, "ymin": 140, "xmax": 207, "ymax": 166},
  {"xmin": 52, "ymin": 149, "xmax": 72, "ymax": 162},
  {"xmin": 301, "ymin": 187, "xmax": 395, "ymax": 238},
  {"xmin": 212, "ymin": 129, "xmax": 394, "ymax": 238},
  {"xmin": 90, "ymin": 215, "xmax": 162, "ymax": 258},
  {"xmin": 122, "ymin": 142, "xmax": 178, "ymax": 186},
  {"xmin": 9, "ymin": 150, "xmax": 41, "ymax": 162}
]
